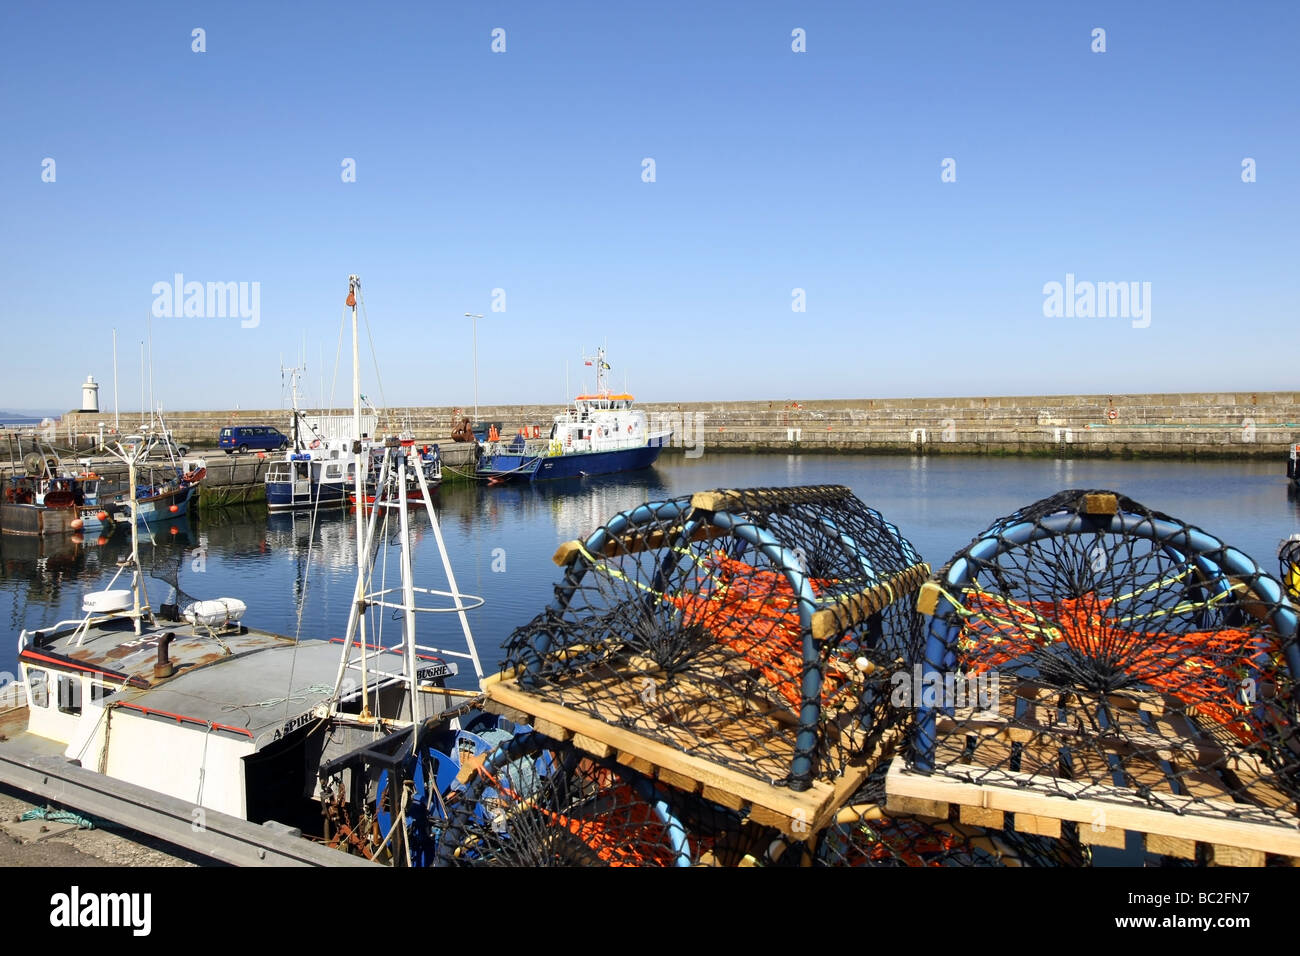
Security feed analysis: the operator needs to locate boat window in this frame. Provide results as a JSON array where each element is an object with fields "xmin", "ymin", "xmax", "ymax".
[
  {"xmin": 27, "ymin": 669, "xmax": 48, "ymax": 708},
  {"xmin": 56, "ymin": 675, "xmax": 82, "ymax": 715},
  {"xmin": 90, "ymin": 682, "xmax": 115, "ymax": 704}
]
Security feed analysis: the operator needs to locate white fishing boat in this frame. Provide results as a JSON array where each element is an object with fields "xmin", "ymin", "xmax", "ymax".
[
  {"xmin": 474, "ymin": 347, "xmax": 672, "ymax": 483},
  {"xmin": 0, "ymin": 275, "xmax": 486, "ymax": 864}
]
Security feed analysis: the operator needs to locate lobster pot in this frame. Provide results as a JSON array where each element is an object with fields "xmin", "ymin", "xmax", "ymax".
[
  {"xmin": 892, "ymin": 490, "xmax": 1300, "ymax": 865},
  {"xmin": 484, "ymin": 485, "xmax": 929, "ymax": 838},
  {"xmin": 1279, "ymin": 536, "xmax": 1300, "ymax": 605},
  {"xmin": 435, "ymin": 733, "xmax": 779, "ymax": 867}
]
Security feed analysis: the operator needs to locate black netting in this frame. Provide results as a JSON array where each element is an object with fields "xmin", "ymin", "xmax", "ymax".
[
  {"xmin": 906, "ymin": 489, "xmax": 1300, "ymax": 827},
  {"xmin": 435, "ymin": 733, "xmax": 779, "ymax": 866},
  {"xmin": 764, "ymin": 769, "xmax": 1088, "ymax": 867},
  {"xmin": 1280, "ymin": 535, "xmax": 1300, "ymax": 604},
  {"xmin": 498, "ymin": 486, "xmax": 928, "ymax": 790}
]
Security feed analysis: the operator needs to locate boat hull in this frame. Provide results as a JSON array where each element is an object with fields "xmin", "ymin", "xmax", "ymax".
[
  {"xmin": 0, "ymin": 503, "xmax": 80, "ymax": 536},
  {"xmin": 266, "ymin": 479, "xmax": 349, "ymax": 512},
  {"xmin": 130, "ymin": 485, "xmax": 196, "ymax": 524},
  {"xmin": 478, "ymin": 442, "xmax": 664, "ymax": 483}
]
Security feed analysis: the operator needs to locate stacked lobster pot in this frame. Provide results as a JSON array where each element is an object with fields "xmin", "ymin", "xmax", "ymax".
[
  {"xmin": 437, "ymin": 485, "xmax": 949, "ymax": 866},
  {"xmin": 886, "ymin": 490, "xmax": 1300, "ymax": 866}
]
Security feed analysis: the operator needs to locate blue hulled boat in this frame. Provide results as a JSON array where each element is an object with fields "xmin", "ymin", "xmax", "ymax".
[{"xmin": 475, "ymin": 347, "xmax": 672, "ymax": 484}]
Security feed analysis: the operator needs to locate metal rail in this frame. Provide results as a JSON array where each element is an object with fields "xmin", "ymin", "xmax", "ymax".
[{"xmin": 0, "ymin": 749, "xmax": 375, "ymax": 867}]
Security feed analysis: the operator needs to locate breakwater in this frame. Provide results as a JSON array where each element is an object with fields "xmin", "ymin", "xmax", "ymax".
[{"xmin": 56, "ymin": 391, "xmax": 1300, "ymax": 460}]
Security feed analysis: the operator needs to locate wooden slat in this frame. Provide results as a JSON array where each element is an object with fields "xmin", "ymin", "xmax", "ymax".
[
  {"xmin": 1079, "ymin": 823, "xmax": 1127, "ymax": 849},
  {"xmin": 689, "ymin": 485, "xmax": 852, "ymax": 513},
  {"xmin": 553, "ymin": 522, "xmax": 733, "ymax": 566},
  {"xmin": 810, "ymin": 564, "xmax": 930, "ymax": 640},
  {"xmin": 485, "ymin": 678, "xmax": 835, "ymax": 825},
  {"xmin": 959, "ymin": 805, "xmax": 1004, "ymax": 828},
  {"xmin": 884, "ymin": 794, "xmax": 948, "ymax": 819},
  {"xmin": 1011, "ymin": 813, "xmax": 1061, "ymax": 838},
  {"xmin": 702, "ymin": 785, "xmax": 747, "ymax": 812},
  {"xmin": 657, "ymin": 767, "xmax": 702, "ymax": 794},
  {"xmin": 572, "ymin": 732, "xmax": 613, "ymax": 758},
  {"xmin": 886, "ymin": 757, "xmax": 1300, "ymax": 858},
  {"xmin": 1211, "ymin": 844, "xmax": 1265, "ymax": 867},
  {"xmin": 1082, "ymin": 493, "xmax": 1118, "ymax": 515},
  {"xmin": 1144, "ymin": 833, "xmax": 1197, "ymax": 860}
]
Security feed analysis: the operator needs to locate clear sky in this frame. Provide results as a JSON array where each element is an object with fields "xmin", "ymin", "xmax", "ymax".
[{"xmin": 3, "ymin": 1, "xmax": 1296, "ymax": 413}]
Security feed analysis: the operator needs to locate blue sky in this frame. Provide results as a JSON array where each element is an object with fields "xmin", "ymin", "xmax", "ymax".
[{"xmin": 3, "ymin": 1, "xmax": 1296, "ymax": 413}]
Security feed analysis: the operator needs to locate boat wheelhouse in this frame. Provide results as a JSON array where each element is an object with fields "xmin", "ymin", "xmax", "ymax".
[{"xmin": 266, "ymin": 439, "xmax": 354, "ymax": 511}]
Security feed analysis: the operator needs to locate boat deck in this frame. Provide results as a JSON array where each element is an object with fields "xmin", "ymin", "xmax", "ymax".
[{"xmin": 25, "ymin": 617, "xmax": 349, "ymax": 746}]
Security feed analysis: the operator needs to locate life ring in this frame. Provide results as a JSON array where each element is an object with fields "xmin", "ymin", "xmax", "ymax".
[
  {"xmin": 311, "ymin": 439, "xmax": 322, "ymax": 449},
  {"xmin": 1106, "ymin": 408, "xmax": 1118, "ymax": 421},
  {"xmin": 626, "ymin": 424, "xmax": 633, "ymax": 434}
]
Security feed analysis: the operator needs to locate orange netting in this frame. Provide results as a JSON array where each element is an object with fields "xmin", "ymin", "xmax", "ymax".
[
  {"xmin": 474, "ymin": 765, "xmax": 683, "ymax": 867},
  {"xmin": 665, "ymin": 553, "xmax": 850, "ymax": 708},
  {"xmin": 960, "ymin": 591, "xmax": 1276, "ymax": 744}
]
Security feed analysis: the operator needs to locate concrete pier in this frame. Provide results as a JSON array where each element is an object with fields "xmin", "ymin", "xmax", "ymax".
[{"xmin": 53, "ymin": 391, "xmax": 1300, "ymax": 461}]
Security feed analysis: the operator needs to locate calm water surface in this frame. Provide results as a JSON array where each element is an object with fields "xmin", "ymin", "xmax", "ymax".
[{"xmin": 3, "ymin": 454, "xmax": 1297, "ymax": 684}]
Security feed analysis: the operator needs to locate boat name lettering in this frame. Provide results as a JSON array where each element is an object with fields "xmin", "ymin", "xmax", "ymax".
[{"xmin": 279, "ymin": 709, "xmax": 317, "ymax": 737}]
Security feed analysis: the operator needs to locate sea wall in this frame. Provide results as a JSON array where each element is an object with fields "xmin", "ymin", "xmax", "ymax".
[{"xmin": 53, "ymin": 391, "xmax": 1300, "ymax": 460}]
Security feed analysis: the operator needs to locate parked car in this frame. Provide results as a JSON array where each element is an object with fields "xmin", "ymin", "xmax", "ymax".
[{"xmin": 219, "ymin": 425, "xmax": 290, "ymax": 454}]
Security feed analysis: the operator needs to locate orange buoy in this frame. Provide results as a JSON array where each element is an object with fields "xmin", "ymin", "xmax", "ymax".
[
  {"xmin": 71, "ymin": 534, "xmax": 84, "ymax": 545},
  {"xmin": 169, "ymin": 504, "xmax": 179, "ymax": 513},
  {"xmin": 96, "ymin": 536, "xmax": 108, "ymax": 546},
  {"xmin": 71, "ymin": 518, "xmax": 84, "ymax": 531},
  {"xmin": 96, "ymin": 511, "xmax": 108, "ymax": 521},
  {"xmin": 169, "ymin": 526, "xmax": 179, "ymax": 535}
]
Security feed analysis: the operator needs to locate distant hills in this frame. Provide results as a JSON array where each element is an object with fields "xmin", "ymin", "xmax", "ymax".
[{"xmin": 0, "ymin": 408, "xmax": 64, "ymax": 421}]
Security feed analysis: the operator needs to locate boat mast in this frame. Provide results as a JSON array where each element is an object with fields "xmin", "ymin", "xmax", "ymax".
[{"xmin": 348, "ymin": 275, "xmax": 372, "ymax": 715}]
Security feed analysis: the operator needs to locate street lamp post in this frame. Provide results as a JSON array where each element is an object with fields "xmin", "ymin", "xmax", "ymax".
[{"xmin": 465, "ymin": 312, "xmax": 484, "ymax": 424}]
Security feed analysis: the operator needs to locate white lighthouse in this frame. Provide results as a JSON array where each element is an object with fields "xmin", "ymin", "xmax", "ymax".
[{"xmin": 80, "ymin": 374, "xmax": 100, "ymax": 413}]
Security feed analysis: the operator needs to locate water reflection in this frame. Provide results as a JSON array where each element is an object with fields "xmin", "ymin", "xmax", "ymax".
[{"xmin": 3, "ymin": 455, "xmax": 1298, "ymax": 677}]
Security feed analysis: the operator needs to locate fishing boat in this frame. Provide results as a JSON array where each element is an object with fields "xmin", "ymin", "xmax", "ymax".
[
  {"xmin": 349, "ymin": 441, "xmax": 442, "ymax": 508},
  {"xmin": 474, "ymin": 347, "xmax": 672, "ymax": 483},
  {"xmin": 0, "ymin": 455, "xmax": 114, "ymax": 538},
  {"xmin": 266, "ymin": 443, "xmax": 355, "ymax": 511},
  {"xmin": 265, "ymin": 365, "xmax": 376, "ymax": 511},
  {"xmin": 107, "ymin": 456, "xmax": 205, "ymax": 526},
  {"xmin": 0, "ymin": 276, "xmax": 488, "ymax": 864}
]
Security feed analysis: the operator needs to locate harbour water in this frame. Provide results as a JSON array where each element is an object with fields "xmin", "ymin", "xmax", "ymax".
[{"xmin": 2, "ymin": 453, "xmax": 1297, "ymax": 686}]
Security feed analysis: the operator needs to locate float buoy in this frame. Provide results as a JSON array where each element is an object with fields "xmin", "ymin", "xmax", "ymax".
[
  {"xmin": 70, "ymin": 518, "xmax": 84, "ymax": 531},
  {"xmin": 96, "ymin": 511, "xmax": 108, "ymax": 521},
  {"xmin": 169, "ymin": 504, "xmax": 179, "ymax": 513}
]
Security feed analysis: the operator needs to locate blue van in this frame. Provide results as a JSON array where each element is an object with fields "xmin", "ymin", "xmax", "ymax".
[{"xmin": 219, "ymin": 425, "xmax": 290, "ymax": 454}]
